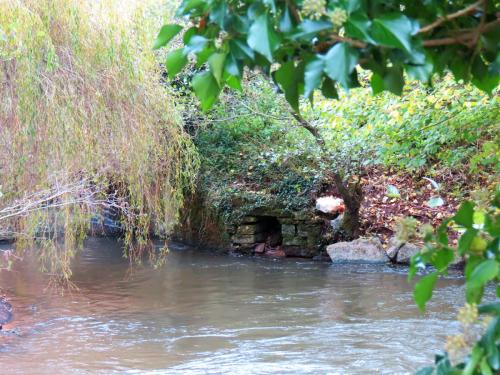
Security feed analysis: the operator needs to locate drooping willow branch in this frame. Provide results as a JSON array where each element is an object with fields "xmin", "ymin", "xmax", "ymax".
[{"xmin": 0, "ymin": 178, "xmax": 132, "ymax": 225}]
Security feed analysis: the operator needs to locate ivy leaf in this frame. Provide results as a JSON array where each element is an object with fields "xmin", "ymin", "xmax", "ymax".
[
  {"xmin": 153, "ymin": 24, "xmax": 183, "ymax": 49},
  {"xmin": 176, "ymin": 0, "xmax": 206, "ymax": 16},
  {"xmin": 371, "ymin": 68, "xmax": 404, "ymax": 95},
  {"xmin": 208, "ymin": 53, "xmax": 226, "ymax": 86},
  {"xmin": 247, "ymin": 15, "xmax": 280, "ymax": 62},
  {"xmin": 184, "ymin": 35, "xmax": 208, "ymax": 55},
  {"xmin": 304, "ymin": 58, "xmax": 325, "ymax": 99},
  {"xmin": 468, "ymin": 260, "xmax": 499, "ymax": 291},
  {"xmin": 345, "ymin": 14, "xmax": 375, "ymax": 44},
  {"xmin": 192, "ymin": 71, "xmax": 221, "ymax": 111},
  {"xmin": 275, "ymin": 61, "xmax": 301, "ymax": 112},
  {"xmin": 454, "ymin": 201, "xmax": 475, "ymax": 229},
  {"xmin": 209, "ymin": 2, "xmax": 228, "ymax": 28},
  {"xmin": 166, "ymin": 48, "xmax": 188, "ymax": 77},
  {"xmin": 279, "ymin": 6, "xmax": 293, "ymax": 33},
  {"xmin": 230, "ymin": 39, "xmax": 255, "ymax": 60},
  {"xmin": 384, "ymin": 67, "xmax": 404, "ymax": 95},
  {"xmin": 414, "ymin": 272, "xmax": 438, "ymax": 311},
  {"xmin": 224, "ymin": 52, "xmax": 241, "ymax": 77},
  {"xmin": 321, "ymin": 77, "xmax": 338, "ymax": 99},
  {"xmin": 293, "ymin": 19, "xmax": 332, "ymax": 40},
  {"xmin": 430, "ymin": 247, "xmax": 454, "ymax": 271},
  {"xmin": 471, "ymin": 55, "xmax": 500, "ymax": 95},
  {"xmin": 466, "ymin": 260, "xmax": 498, "ymax": 304},
  {"xmin": 371, "ymin": 14, "xmax": 419, "ymax": 53},
  {"xmin": 407, "ymin": 60, "xmax": 434, "ymax": 83},
  {"xmin": 324, "ymin": 43, "xmax": 359, "ymax": 89},
  {"xmin": 458, "ymin": 229, "xmax": 478, "ymax": 256}
]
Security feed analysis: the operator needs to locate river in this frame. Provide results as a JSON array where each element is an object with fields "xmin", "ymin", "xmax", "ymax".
[{"xmin": 1, "ymin": 237, "xmax": 466, "ymax": 374}]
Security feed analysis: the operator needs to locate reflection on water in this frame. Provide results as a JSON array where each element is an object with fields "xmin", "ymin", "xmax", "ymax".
[{"xmin": 0, "ymin": 238, "xmax": 465, "ymax": 374}]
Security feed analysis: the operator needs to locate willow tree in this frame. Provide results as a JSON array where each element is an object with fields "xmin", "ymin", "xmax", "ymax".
[
  {"xmin": 0, "ymin": 0, "xmax": 199, "ymax": 279},
  {"xmin": 154, "ymin": 0, "xmax": 499, "ymax": 239}
]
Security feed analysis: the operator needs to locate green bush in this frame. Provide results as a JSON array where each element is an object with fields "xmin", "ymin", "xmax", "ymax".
[{"xmin": 303, "ymin": 74, "xmax": 499, "ymax": 174}]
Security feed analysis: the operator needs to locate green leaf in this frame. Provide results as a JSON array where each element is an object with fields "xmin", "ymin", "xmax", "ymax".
[
  {"xmin": 463, "ymin": 345, "xmax": 484, "ymax": 375},
  {"xmin": 275, "ymin": 61, "xmax": 301, "ymax": 112},
  {"xmin": 415, "ymin": 367, "xmax": 434, "ymax": 375},
  {"xmin": 192, "ymin": 71, "xmax": 221, "ymax": 111},
  {"xmin": 465, "ymin": 255, "xmax": 483, "ymax": 281},
  {"xmin": 230, "ymin": 39, "xmax": 255, "ymax": 60},
  {"xmin": 166, "ymin": 48, "xmax": 188, "ymax": 77},
  {"xmin": 208, "ymin": 53, "xmax": 226, "ymax": 86},
  {"xmin": 427, "ymin": 196, "xmax": 444, "ymax": 208},
  {"xmin": 468, "ymin": 260, "xmax": 499, "ymax": 291},
  {"xmin": 304, "ymin": 58, "xmax": 325, "ymax": 98},
  {"xmin": 321, "ymin": 77, "xmax": 338, "ymax": 99},
  {"xmin": 454, "ymin": 201, "xmax": 475, "ymax": 229},
  {"xmin": 414, "ymin": 272, "xmax": 438, "ymax": 311},
  {"xmin": 480, "ymin": 357, "xmax": 494, "ymax": 375},
  {"xmin": 209, "ymin": 2, "xmax": 228, "ymax": 28},
  {"xmin": 458, "ymin": 229, "xmax": 478, "ymax": 256},
  {"xmin": 430, "ymin": 248, "xmax": 454, "ymax": 271},
  {"xmin": 371, "ymin": 68, "xmax": 404, "ymax": 95},
  {"xmin": 371, "ymin": 14, "xmax": 418, "ymax": 53},
  {"xmin": 224, "ymin": 74, "xmax": 242, "ymax": 91},
  {"xmin": 345, "ymin": 14, "xmax": 374, "ymax": 44},
  {"xmin": 324, "ymin": 43, "xmax": 359, "ymax": 89},
  {"xmin": 224, "ymin": 53, "xmax": 241, "ymax": 77},
  {"xmin": 279, "ymin": 6, "xmax": 293, "ymax": 33},
  {"xmin": 371, "ymin": 72, "xmax": 385, "ymax": 95},
  {"xmin": 293, "ymin": 19, "xmax": 332, "ymax": 40},
  {"xmin": 407, "ymin": 58, "xmax": 434, "ymax": 83},
  {"xmin": 383, "ymin": 67, "xmax": 404, "ymax": 95},
  {"xmin": 177, "ymin": 0, "xmax": 206, "ymax": 16},
  {"xmin": 247, "ymin": 15, "xmax": 280, "ymax": 62},
  {"xmin": 153, "ymin": 24, "xmax": 183, "ymax": 50},
  {"xmin": 478, "ymin": 302, "xmax": 500, "ymax": 315},
  {"xmin": 184, "ymin": 35, "xmax": 208, "ymax": 55},
  {"xmin": 471, "ymin": 55, "xmax": 500, "ymax": 95},
  {"xmin": 480, "ymin": 317, "xmax": 500, "ymax": 370}
]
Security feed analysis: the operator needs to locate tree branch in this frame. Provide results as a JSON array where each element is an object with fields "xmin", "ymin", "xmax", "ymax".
[
  {"xmin": 285, "ymin": 0, "xmax": 301, "ymax": 24},
  {"xmin": 422, "ymin": 18, "xmax": 499, "ymax": 46},
  {"xmin": 418, "ymin": 0, "xmax": 484, "ymax": 34},
  {"xmin": 290, "ymin": 111, "xmax": 325, "ymax": 147}
]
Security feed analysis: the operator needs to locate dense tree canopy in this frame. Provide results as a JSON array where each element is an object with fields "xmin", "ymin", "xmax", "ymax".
[{"xmin": 154, "ymin": 0, "xmax": 499, "ymax": 111}]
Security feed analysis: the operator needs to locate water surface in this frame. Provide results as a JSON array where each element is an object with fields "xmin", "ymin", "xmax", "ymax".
[{"xmin": 1, "ymin": 238, "xmax": 465, "ymax": 374}]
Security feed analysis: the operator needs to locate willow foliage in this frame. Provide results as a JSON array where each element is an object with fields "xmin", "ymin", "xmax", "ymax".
[{"xmin": 0, "ymin": 0, "xmax": 198, "ymax": 279}]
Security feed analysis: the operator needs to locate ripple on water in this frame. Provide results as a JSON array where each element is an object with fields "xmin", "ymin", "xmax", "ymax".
[{"xmin": 0, "ymin": 238, "xmax": 478, "ymax": 375}]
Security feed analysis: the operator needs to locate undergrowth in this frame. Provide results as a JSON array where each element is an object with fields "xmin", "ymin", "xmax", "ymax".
[{"xmin": 190, "ymin": 73, "xmax": 498, "ymax": 235}]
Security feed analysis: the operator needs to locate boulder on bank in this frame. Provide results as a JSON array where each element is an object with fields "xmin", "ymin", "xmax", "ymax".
[
  {"xmin": 386, "ymin": 240, "xmax": 421, "ymax": 264},
  {"xmin": 326, "ymin": 237, "xmax": 389, "ymax": 263}
]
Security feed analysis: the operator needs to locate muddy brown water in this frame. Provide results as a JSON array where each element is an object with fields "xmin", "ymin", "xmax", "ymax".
[{"xmin": 0, "ymin": 238, "xmax": 469, "ymax": 374}]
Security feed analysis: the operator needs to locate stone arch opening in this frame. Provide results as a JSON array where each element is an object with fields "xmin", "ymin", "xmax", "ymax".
[{"xmin": 257, "ymin": 216, "xmax": 282, "ymax": 246}]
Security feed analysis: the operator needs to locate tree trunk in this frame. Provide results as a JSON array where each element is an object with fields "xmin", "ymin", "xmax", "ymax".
[
  {"xmin": 292, "ymin": 111, "xmax": 363, "ymax": 239},
  {"xmin": 332, "ymin": 172, "xmax": 362, "ymax": 239}
]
